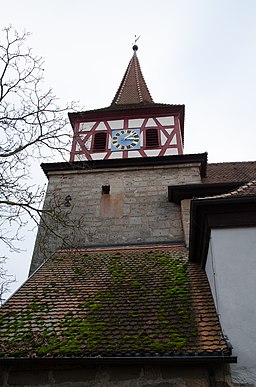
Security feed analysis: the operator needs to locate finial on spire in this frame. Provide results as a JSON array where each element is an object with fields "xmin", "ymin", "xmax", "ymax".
[{"xmin": 132, "ymin": 35, "xmax": 140, "ymax": 51}]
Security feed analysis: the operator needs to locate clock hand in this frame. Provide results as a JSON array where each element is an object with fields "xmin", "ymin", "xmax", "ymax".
[
  {"xmin": 124, "ymin": 136, "xmax": 135, "ymax": 140},
  {"xmin": 124, "ymin": 133, "xmax": 135, "ymax": 140}
]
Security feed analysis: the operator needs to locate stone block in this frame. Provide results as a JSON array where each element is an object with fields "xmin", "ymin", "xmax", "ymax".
[
  {"xmin": 131, "ymin": 208, "xmax": 146, "ymax": 216},
  {"xmin": 0, "ymin": 370, "xmax": 5, "ymax": 387},
  {"xmin": 123, "ymin": 204, "xmax": 131, "ymax": 215},
  {"xmin": 8, "ymin": 370, "xmax": 49, "ymax": 385},
  {"xmin": 53, "ymin": 366, "xmax": 96, "ymax": 383},
  {"xmin": 109, "ymin": 365, "xmax": 141, "ymax": 381},
  {"xmin": 143, "ymin": 365, "xmax": 162, "ymax": 380},
  {"xmin": 126, "ymin": 197, "xmax": 139, "ymax": 203},
  {"xmin": 129, "ymin": 217, "xmax": 142, "ymax": 225},
  {"xmin": 152, "ymin": 229, "xmax": 170, "ymax": 237}
]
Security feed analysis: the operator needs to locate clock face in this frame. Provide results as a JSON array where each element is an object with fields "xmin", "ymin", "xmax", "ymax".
[{"xmin": 111, "ymin": 129, "xmax": 140, "ymax": 151}]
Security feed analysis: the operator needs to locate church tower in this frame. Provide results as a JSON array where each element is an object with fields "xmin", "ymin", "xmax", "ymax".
[
  {"xmin": 0, "ymin": 44, "xmax": 238, "ymax": 386},
  {"xmin": 29, "ymin": 45, "xmax": 206, "ymax": 274},
  {"xmin": 69, "ymin": 45, "xmax": 184, "ymax": 161}
]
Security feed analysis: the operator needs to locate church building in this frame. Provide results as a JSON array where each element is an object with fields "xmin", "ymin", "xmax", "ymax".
[{"xmin": 0, "ymin": 45, "xmax": 256, "ymax": 386}]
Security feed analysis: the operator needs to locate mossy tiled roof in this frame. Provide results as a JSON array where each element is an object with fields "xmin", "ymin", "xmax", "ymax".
[{"xmin": 0, "ymin": 246, "xmax": 228, "ymax": 358}]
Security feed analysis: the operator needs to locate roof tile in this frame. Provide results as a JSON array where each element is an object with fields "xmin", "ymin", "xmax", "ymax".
[
  {"xmin": 199, "ymin": 180, "xmax": 256, "ymax": 201},
  {"xmin": 204, "ymin": 161, "xmax": 256, "ymax": 184},
  {"xmin": 0, "ymin": 247, "xmax": 228, "ymax": 358},
  {"xmin": 111, "ymin": 50, "xmax": 153, "ymax": 106}
]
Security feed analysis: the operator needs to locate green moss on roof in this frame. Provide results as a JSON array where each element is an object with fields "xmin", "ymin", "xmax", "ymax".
[{"xmin": 0, "ymin": 247, "xmax": 228, "ymax": 358}]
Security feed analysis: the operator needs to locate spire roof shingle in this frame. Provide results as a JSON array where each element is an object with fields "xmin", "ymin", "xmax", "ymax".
[{"xmin": 111, "ymin": 46, "xmax": 153, "ymax": 106}]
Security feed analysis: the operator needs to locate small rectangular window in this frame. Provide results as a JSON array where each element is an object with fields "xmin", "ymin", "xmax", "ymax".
[
  {"xmin": 146, "ymin": 128, "xmax": 159, "ymax": 148},
  {"xmin": 93, "ymin": 132, "xmax": 107, "ymax": 151}
]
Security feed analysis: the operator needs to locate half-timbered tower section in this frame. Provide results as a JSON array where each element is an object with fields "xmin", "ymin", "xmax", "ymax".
[{"xmin": 69, "ymin": 45, "xmax": 184, "ymax": 161}]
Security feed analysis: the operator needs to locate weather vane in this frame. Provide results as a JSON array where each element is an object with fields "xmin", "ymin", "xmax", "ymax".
[
  {"xmin": 133, "ymin": 35, "xmax": 141, "ymax": 51},
  {"xmin": 134, "ymin": 35, "xmax": 141, "ymax": 44}
]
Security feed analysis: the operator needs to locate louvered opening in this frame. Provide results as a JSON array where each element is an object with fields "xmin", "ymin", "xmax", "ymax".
[
  {"xmin": 93, "ymin": 132, "xmax": 107, "ymax": 151},
  {"xmin": 146, "ymin": 129, "xmax": 159, "ymax": 148}
]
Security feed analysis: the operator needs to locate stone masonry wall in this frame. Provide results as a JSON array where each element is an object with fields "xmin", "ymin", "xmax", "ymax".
[
  {"xmin": 181, "ymin": 199, "xmax": 191, "ymax": 247},
  {"xmin": 30, "ymin": 163, "xmax": 201, "ymax": 274},
  {"xmin": 0, "ymin": 363, "xmax": 229, "ymax": 387}
]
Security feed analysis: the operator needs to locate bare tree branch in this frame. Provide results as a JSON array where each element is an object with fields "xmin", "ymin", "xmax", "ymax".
[{"xmin": 0, "ymin": 26, "xmax": 79, "ymax": 297}]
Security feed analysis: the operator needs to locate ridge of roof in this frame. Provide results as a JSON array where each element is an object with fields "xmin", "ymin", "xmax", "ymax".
[
  {"xmin": 111, "ymin": 48, "xmax": 153, "ymax": 106},
  {"xmin": 197, "ymin": 180, "xmax": 256, "ymax": 201},
  {"xmin": 0, "ymin": 247, "xmax": 229, "ymax": 359}
]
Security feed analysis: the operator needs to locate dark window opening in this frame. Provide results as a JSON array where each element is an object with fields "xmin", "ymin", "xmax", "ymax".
[
  {"xmin": 102, "ymin": 185, "xmax": 110, "ymax": 195},
  {"xmin": 93, "ymin": 132, "xmax": 107, "ymax": 151},
  {"xmin": 146, "ymin": 128, "xmax": 159, "ymax": 148}
]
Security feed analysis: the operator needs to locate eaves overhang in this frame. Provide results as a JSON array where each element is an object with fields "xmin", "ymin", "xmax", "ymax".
[
  {"xmin": 41, "ymin": 152, "xmax": 207, "ymax": 178},
  {"xmin": 189, "ymin": 195, "xmax": 256, "ymax": 267},
  {"xmin": 0, "ymin": 354, "xmax": 237, "ymax": 366},
  {"xmin": 168, "ymin": 182, "xmax": 246, "ymax": 204}
]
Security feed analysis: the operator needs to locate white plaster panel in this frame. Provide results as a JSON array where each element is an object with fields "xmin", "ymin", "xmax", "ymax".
[
  {"xmin": 91, "ymin": 152, "xmax": 108, "ymax": 160},
  {"xmin": 96, "ymin": 122, "xmax": 107, "ymax": 130},
  {"xmin": 86, "ymin": 136, "xmax": 92, "ymax": 149},
  {"xmin": 145, "ymin": 118, "xmax": 157, "ymax": 127},
  {"xmin": 170, "ymin": 134, "xmax": 177, "ymax": 145},
  {"xmin": 140, "ymin": 133, "xmax": 143, "ymax": 145},
  {"xmin": 160, "ymin": 131, "xmax": 167, "ymax": 145},
  {"xmin": 165, "ymin": 128, "xmax": 175, "ymax": 135},
  {"xmin": 164, "ymin": 148, "xmax": 178, "ymax": 155},
  {"xmin": 157, "ymin": 116, "xmax": 175, "ymax": 125},
  {"xmin": 108, "ymin": 152, "xmax": 123, "ymax": 159},
  {"xmin": 128, "ymin": 151, "xmax": 141, "ymax": 158},
  {"xmin": 108, "ymin": 135, "xmax": 112, "ymax": 149},
  {"xmin": 144, "ymin": 149, "xmax": 161, "ymax": 157},
  {"xmin": 76, "ymin": 135, "xmax": 92, "ymax": 151},
  {"xmin": 128, "ymin": 119, "xmax": 144, "ymax": 128},
  {"xmin": 79, "ymin": 135, "xmax": 92, "ymax": 150},
  {"xmin": 79, "ymin": 121, "xmax": 96, "ymax": 131},
  {"xmin": 108, "ymin": 120, "xmax": 124, "ymax": 129},
  {"xmin": 79, "ymin": 134, "xmax": 87, "ymax": 142},
  {"xmin": 75, "ymin": 143, "xmax": 83, "ymax": 152},
  {"xmin": 74, "ymin": 153, "xmax": 87, "ymax": 161}
]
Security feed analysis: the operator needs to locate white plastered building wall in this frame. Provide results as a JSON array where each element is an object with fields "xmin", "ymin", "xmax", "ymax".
[{"xmin": 206, "ymin": 227, "xmax": 256, "ymax": 385}]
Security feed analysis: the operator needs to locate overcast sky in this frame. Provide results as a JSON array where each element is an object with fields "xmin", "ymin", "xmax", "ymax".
[{"xmin": 1, "ymin": 0, "xmax": 256, "ymax": 297}]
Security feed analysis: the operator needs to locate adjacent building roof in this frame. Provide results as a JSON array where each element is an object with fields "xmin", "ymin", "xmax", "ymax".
[
  {"xmin": 111, "ymin": 45, "xmax": 153, "ymax": 106},
  {"xmin": 189, "ymin": 180, "xmax": 256, "ymax": 266},
  {"xmin": 168, "ymin": 161, "xmax": 256, "ymax": 204},
  {"xmin": 203, "ymin": 161, "xmax": 256, "ymax": 184},
  {"xmin": 203, "ymin": 180, "xmax": 256, "ymax": 199},
  {"xmin": 0, "ymin": 246, "xmax": 229, "ymax": 359}
]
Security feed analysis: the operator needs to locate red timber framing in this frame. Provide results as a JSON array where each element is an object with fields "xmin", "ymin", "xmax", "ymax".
[{"xmin": 69, "ymin": 105, "xmax": 185, "ymax": 162}]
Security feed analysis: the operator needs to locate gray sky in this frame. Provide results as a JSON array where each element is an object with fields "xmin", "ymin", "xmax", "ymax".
[{"xmin": 1, "ymin": 0, "xmax": 256, "ymax": 297}]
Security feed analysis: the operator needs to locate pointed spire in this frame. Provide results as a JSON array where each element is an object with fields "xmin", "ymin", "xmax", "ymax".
[{"xmin": 111, "ymin": 45, "xmax": 153, "ymax": 106}]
